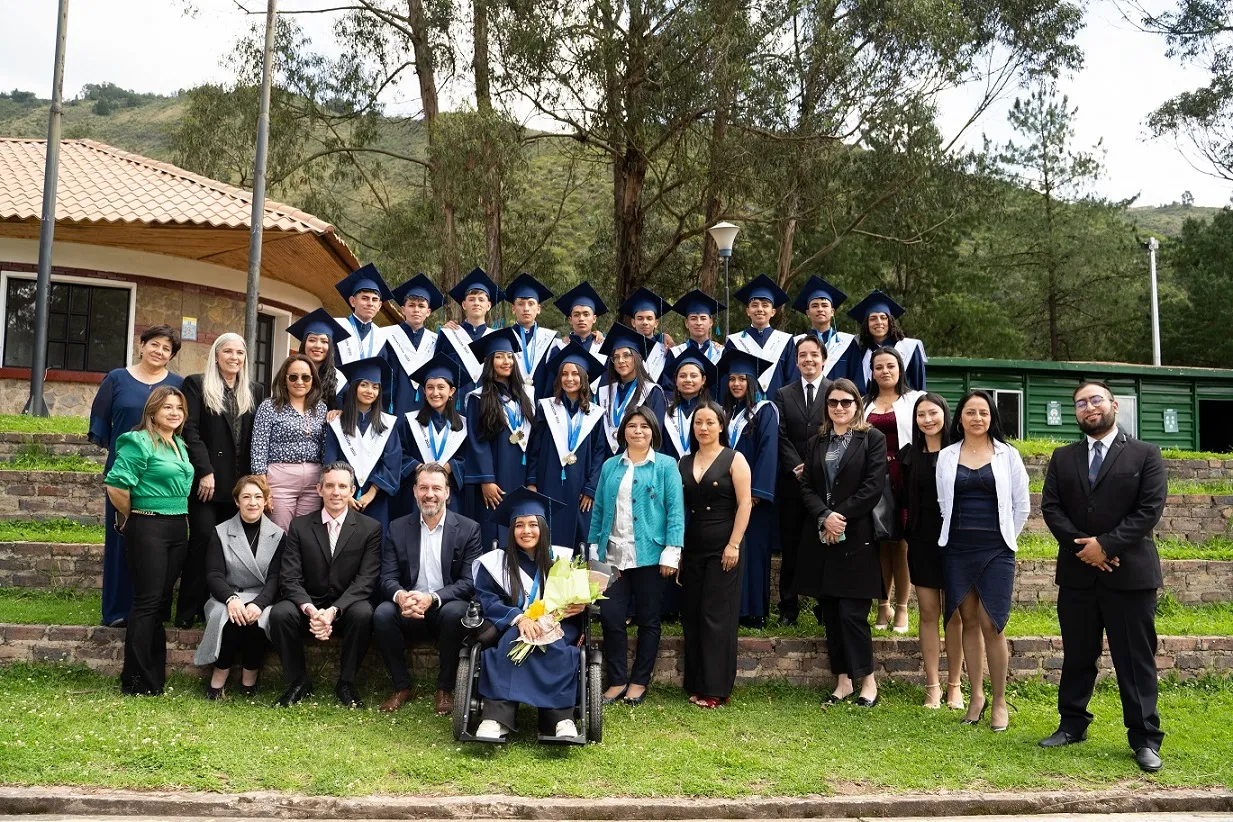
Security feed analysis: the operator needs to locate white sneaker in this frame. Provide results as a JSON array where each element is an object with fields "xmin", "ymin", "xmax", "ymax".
[
  {"xmin": 475, "ymin": 719, "xmax": 507, "ymax": 740},
  {"xmin": 554, "ymin": 719, "xmax": 578, "ymax": 738}
]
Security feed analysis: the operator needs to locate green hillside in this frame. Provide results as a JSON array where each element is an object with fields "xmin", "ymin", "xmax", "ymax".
[{"xmin": 1128, "ymin": 203, "xmax": 1223, "ymax": 238}]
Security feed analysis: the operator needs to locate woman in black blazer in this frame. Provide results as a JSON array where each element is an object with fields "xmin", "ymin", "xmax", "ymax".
[
  {"xmin": 793, "ymin": 378, "xmax": 888, "ymax": 707},
  {"xmin": 177, "ymin": 332, "xmax": 267, "ymax": 628}
]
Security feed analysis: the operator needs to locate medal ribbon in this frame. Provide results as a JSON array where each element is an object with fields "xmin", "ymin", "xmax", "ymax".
[
  {"xmin": 520, "ymin": 325, "xmax": 537, "ymax": 376},
  {"xmin": 563, "ymin": 405, "xmax": 582, "ymax": 481},
  {"xmin": 427, "ymin": 419, "xmax": 447, "ymax": 462},
  {"xmin": 610, "ymin": 379, "xmax": 638, "ymax": 429}
]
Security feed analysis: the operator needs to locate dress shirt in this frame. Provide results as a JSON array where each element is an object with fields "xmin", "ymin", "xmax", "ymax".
[
  {"xmin": 1086, "ymin": 425, "xmax": 1119, "ymax": 469},
  {"xmin": 321, "ymin": 506, "xmax": 348, "ymax": 555},
  {"xmin": 410, "ymin": 511, "xmax": 447, "ymax": 606},
  {"xmin": 250, "ymin": 398, "xmax": 326, "ymax": 473},
  {"xmin": 352, "ymin": 316, "xmax": 373, "ymax": 339},
  {"xmin": 745, "ymin": 325, "xmax": 774, "ymax": 346},
  {"xmin": 801, "ymin": 375, "xmax": 824, "ymax": 409},
  {"xmin": 606, "ymin": 450, "xmax": 656, "ymax": 570}
]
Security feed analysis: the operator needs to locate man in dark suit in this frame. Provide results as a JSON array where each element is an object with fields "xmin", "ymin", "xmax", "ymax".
[
  {"xmin": 773, "ymin": 335, "xmax": 830, "ymax": 626},
  {"xmin": 269, "ymin": 462, "xmax": 382, "ymax": 708},
  {"xmin": 373, "ymin": 463, "xmax": 483, "ymax": 715},
  {"xmin": 1039, "ymin": 379, "xmax": 1168, "ymax": 772}
]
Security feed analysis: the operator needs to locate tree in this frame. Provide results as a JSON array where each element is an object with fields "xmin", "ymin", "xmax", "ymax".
[
  {"xmin": 1182, "ymin": 189, "xmax": 1195, "ymax": 206},
  {"xmin": 1161, "ymin": 208, "xmax": 1233, "ymax": 366}
]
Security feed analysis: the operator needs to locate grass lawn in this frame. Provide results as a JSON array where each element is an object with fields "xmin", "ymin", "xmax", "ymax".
[
  {"xmin": 0, "ymin": 414, "xmax": 88, "ymax": 435},
  {"xmin": 1016, "ymin": 533, "xmax": 1233, "ymax": 561},
  {"xmin": 0, "ymin": 519, "xmax": 105, "ymax": 544},
  {"xmin": 1013, "ymin": 439, "xmax": 1233, "ymax": 461},
  {"xmin": 1, "ymin": 444, "xmax": 101, "ymax": 473},
  {"xmin": 0, "ymin": 662, "xmax": 1228, "ymax": 795}
]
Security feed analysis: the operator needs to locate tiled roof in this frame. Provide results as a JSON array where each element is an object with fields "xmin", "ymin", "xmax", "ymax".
[{"xmin": 0, "ymin": 137, "xmax": 334, "ymax": 233}]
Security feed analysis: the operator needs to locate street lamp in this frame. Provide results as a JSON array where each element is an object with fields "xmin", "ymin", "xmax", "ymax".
[
  {"xmin": 1147, "ymin": 237, "xmax": 1161, "ymax": 366},
  {"xmin": 708, "ymin": 221, "xmax": 739, "ymax": 338}
]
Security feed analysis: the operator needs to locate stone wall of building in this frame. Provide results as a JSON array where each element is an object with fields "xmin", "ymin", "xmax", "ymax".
[{"xmin": 0, "ymin": 471, "xmax": 103, "ymax": 522}]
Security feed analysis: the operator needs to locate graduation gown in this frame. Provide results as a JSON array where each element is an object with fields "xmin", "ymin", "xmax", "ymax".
[
  {"xmin": 464, "ymin": 384, "xmax": 532, "ymax": 549},
  {"xmin": 392, "ymin": 410, "xmax": 467, "ymax": 519},
  {"xmin": 333, "ymin": 316, "xmax": 386, "ymax": 364},
  {"xmin": 539, "ymin": 334, "xmax": 606, "ymax": 400},
  {"xmin": 524, "ymin": 398, "xmax": 607, "ymax": 550},
  {"xmin": 728, "ymin": 400, "xmax": 780, "ymax": 620},
  {"xmin": 859, "ymin": 337, "xmax": 927, "ymax": 394},
  {"xmin": 513, "ymin": 324, "xmax": 559, "ymax": 404},
  {"xmin": 596, "ymin": 377, "xmax": 667, "ymax": 457},
  {"xmin": 660, "ymin": 396, "xmax": 701, "ymax": 462},
  {"xmin": 324, "ymin": 409, "xmax": 401, "ymax": 533},
  {"xmin": 661, "ymin": 339, "xmax": 723, "ymax": 391},
  {"xmin": 384, "ymin": 323, "xmax": 438, "ymax": 418},
  {"xmin": 440, "ymin": 322, "xmax": 491, "ymax": 386},
  {"xmin": 474, "ymin": 547, "xmax": 581, "ymax": 710},
  {"xmin": 728, "ymin": 326, "xmax": 797, "ymax": 398},
  {"xmin": 794, "ymin": 328, "xmax": 861, "ymax": 383}
]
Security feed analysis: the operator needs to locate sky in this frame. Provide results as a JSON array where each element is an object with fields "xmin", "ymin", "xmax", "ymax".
[{"xmin": 1, "ymin": 0, "xmax": 1228, "ymax": 208}]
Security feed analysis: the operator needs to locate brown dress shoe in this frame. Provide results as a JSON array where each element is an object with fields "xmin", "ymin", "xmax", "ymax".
[
  {"xmin": 434, "ymin": 689, "xmax": 454, "ymax": 715},
  {"xmin": 379, "ymin": 688, "xmax": 414, "ymax": 713}
]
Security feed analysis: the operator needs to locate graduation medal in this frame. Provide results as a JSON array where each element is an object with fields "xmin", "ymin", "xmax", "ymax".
[
  {"xmin": 509, "ymin": 430, "xmax": 524, "ymax": 444},
  {"xmin": 566, "ymin": 453, "xmax": 577, "ymax": 465}
]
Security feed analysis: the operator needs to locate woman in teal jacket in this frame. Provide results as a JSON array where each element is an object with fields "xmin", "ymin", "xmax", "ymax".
[{"xmin": 588, "ymin": 406, "xmax": 685, "ymax": 705}]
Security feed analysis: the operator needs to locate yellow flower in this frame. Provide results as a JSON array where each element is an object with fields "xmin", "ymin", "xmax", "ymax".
[{"xmin": 524, "ymin": 599, "xmax": 546, "ymax": 621}]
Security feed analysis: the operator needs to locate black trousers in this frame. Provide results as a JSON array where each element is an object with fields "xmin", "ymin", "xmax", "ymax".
[
  {"xmin": 818, "ymin": 596, "xmax": 874, "ymax": 679},
  {"xmin": 776, "ymin": 476, "xmax": 808, "ymax": 619},
  {"xmin": 122, "ymin": 513, "xmax": 188, "ymax": 694},
  {"xmin": 215, "ymin": 621, "xmax": 269, "ymax": 671},
  {"xmin": 598, "ymin": 564, "xmax": 665, "ymax": 687},
  {"xmin": 180, "ymin": 497, "xmax": 236, "ymax": 623},
  {"xmin": 372, "ymin": 598, "xmax": 469, "ymax": 691},
  {"xmin": 680, "ymin": 549, "xmax": 741, "ymax": 699},
  {"xmin": 1057, "ymin": 585, "xmax": 1164, "ymax": 752},
  {"xmin": 268, "ymin": 598, "xmax": 373, "ymax": 685},
  {"xmin": 482, "ymin": 698, "xmax": 573, "ymax": 734}
]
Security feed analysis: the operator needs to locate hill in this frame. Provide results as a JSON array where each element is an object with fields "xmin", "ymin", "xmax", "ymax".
[{"xmin": 1128, "ymin": 203, "xmax": 1224, "ymax": 238}]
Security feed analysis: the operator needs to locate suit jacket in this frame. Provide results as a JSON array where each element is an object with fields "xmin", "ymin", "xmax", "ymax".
[
  {"xmin": 279, "ymin": 509, "xmax": 383, "ymax": 612},
  {"xmin": 793, "ymin": 427, "xmax": 888, "ymax": 600},
  {"xmin": 182, "ymin": 373, "xmax": 267, "ymax": 496},
  {"xmin": 379, "ymin": 510, "xmax": 483, "ymax": 605},
  {"xmin": 1040, "ymin": 428, "xmax": 1166, "ymax": 591},
  {"xmin": 774, "ymin": 377, "xmax": 831, "ymax": 481}
]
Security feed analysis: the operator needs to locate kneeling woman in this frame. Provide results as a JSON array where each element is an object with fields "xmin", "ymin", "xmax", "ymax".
[{"xmin": 472, "ymin": 487, "xmax": 587, "ymax": 741}]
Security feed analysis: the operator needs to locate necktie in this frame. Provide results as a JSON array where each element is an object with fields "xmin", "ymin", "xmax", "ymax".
[
  {"xmin": 1088, "ymin": 440, "xmax": 1104, "ymax": 486},
  {"xmin": 328, "ymin": 519, "xmax": 341, "ymax": 555},
  {"xmin": 806, "ymin": 382, "xmax": 815, "ymax": 413}
]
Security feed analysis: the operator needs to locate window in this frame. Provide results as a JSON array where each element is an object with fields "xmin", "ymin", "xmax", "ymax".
[
  {"xmin": 3, "ymin": 277, "xmax": 131, "ymax": 373},
  {"xmin": 1115, "ymin": 394, "xmax": 1138, "ymax": 439},
  {"xmin": 253, "ymin": 314, "xmax": 275, "ymax": 392},
  {"xmin": 990, "ymin": 389, "xmax": 1023, "ymax": 440}
]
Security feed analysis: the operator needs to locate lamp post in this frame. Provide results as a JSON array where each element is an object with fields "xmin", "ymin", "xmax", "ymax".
[
  {"xmin": 1148, "ymin": 237, "xmax": 1161, "ymax": 366},
  {"xmin": 707, "ymin": 221, "xmax": 739, "ymax": 338}
]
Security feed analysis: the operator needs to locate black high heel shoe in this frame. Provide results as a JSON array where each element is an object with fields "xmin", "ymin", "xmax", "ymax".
[
  {"xmin": 960, "ymin": 697, "xmax": 988, "ymax": 726},
  {"xmin": 602, "ymin": 685, "xmax": 628, "ymax": 705}
]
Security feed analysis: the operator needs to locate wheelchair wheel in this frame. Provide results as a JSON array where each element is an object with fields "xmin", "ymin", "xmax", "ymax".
[
  {"xmin": 586, "ymin": 657, "xmax": 603, "ymax": 743},
  {"xmin": 452, "ymin": 648, "xmax": 475, "ymax": 741}
]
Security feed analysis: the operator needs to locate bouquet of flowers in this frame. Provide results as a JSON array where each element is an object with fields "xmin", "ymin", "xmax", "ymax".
[{"xmin": 508, "ymin": 556, "xmax": 611, "ymax": 664}]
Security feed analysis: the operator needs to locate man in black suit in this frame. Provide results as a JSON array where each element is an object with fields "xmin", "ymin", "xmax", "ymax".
[
  {"xmin": 269, "ymin": 462, "xmax": 382, "ymax": 708},
  {"xmin": 373, "ymin": 463, "xmax": 483, "ymax": 716},
  {"xmin": 1039, "ymin": 379, "xmax": 1168, "ymax": 772},
  {"xmin": 773, "ymin": 335, "xmax": 830, "ymax": 626}
]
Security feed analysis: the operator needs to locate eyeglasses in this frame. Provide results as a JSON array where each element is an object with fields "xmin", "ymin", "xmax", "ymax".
[
  {"xmin": 1074, "ymin": 395, "xmax": 1107, "ymax": 411},
  {"xmin": 827, "ymin": 398, "xmax": 856, "ymax": 408},
  {"xmin": 611, "ymin": 351, "xmax": 635, "ymax": 362},
  {"xmin": 286, "ymin": 374, "xmax": 314, "ymax": 383}
]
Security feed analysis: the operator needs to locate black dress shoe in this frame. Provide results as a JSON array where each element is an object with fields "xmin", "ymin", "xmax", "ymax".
[
  {"xmin": 1135, "ymin": 746, "xmax": 1163, "ymax": 772},
  {"xmin": 205, "ymin": 685, "xmax": 224, "ymax": 701},
  {"xmin": 336, "ymin": 681, "xmax": 363, "ymax": 708},
  {"xmin": 854, "ymin": 694, "xmax": 879, "ymax": 708},
  {"xmin": 276, "ymin": 679, "xmax": 312, "ymax": 707},
  {"xmin": 1039, "ymin": 729, "xmax": 1087, "ymax": 748},
  {"xmin": 174, "ymin": 617, "xmax": 196, "ymax": 630}
]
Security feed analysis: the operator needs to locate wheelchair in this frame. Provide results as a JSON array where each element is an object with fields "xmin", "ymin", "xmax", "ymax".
[{"xmin": 451, "ymin": 601, "xmax": 604, "ymax": 745}]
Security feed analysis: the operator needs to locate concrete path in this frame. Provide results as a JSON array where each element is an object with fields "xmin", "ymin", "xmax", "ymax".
[{"xmin": 11, "ymin": 815, "xmax": 1233, "ymax": 822}]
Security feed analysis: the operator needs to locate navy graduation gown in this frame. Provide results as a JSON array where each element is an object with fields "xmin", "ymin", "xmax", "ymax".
[
  {"xmin": 728, "ymin": 400, "xmax": 780, "ymax": 620},
  {"xmin": 859, "ymin": 336, "xmax": 927, "ymax": 394},
  {"xmin": 323, "ymin": 409, "xmax": 401, "ymax": 533},
  {"xmin": 728, "ymin": 326, "xmax": 797, "ymax": 398},
  {"xmin": 524, "ymin": 398, "xmax": 608, "ymax": 551},
  {"xmin": 660, "ymin": 396, "xmax": 701, "ymax": 462},
  {"xmin": 384, "ymin": 323, "xmax": 438, "ymax": 418},
  {"xmin": 596, "ymin": 376, "xmax": 667, "ymax": 457},
  {"xmin": 391, "ymin": 410, "xmax": 467, "ymax": 519},
  {"xmin": 464, "ymin": 384, "xmax": 532, "ymax": 550}
]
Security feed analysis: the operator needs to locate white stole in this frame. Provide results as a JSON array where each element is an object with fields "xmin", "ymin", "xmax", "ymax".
[
  {"xmin": 406, "ymin": 412, "xmax": 467, "ymax": 466},
  {"xmin": 540, "ymin": 398, "xmax": 605, "ymax": 467},
  {"xmin": 328, "ymin": 412, "xmax": 396, "ymax": 487},
  {"xmin": 474, "ymin": 546, "xmax": 574, "ymax": 603},
  {"xmin": 644, "ymin": 342, "xmax": 667, "ymax": 382},
  {"xmin": 441, "ymin": 326, "xmax": 487, "ymax": 382},
  {"xmin": 728, "ymin": 399, "xmax": 774, "ymax": 446},
  {"xmin": 385, "ymin": 326, "xmax": 438, "ymax": 377},
  {"xmin": 729, "ymin": 329, "xmax": 791, "ymax": 392},
  {"xmin": 670, "ymin": 339, "xmax": 722, "ymax": 364},
  {"xmin": 333, "ymin": 316, "xmax": 382, "ymax": 363},
  {"xmin": 663, "ymin": 406, "xmax": 694, "ymax": 458},
  {"xmin": 602, "ymin": 380, "xmax": 653, "ymax": 452}
]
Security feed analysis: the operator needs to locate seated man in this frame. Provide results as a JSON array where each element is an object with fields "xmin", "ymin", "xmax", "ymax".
[
  {"xmin": 269, "ymin": 462, "xmax": 382, "ymax": 708},
  {"xmin": 374, "ymin": 462, "xmax": 483, "ymax": 715}
]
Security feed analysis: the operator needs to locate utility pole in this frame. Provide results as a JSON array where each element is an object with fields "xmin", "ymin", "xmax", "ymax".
[
  {"xmin": 244, "ymin": 0, "xmax": 278, "ymax": 354},
  {"xmin": 1148, "ymin": 237, "xmax": 1161, "ymax": 366}
]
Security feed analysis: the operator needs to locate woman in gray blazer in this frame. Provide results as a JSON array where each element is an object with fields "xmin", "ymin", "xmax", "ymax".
[{"xmin": 194, "ymin": 475, "xmax": 286, "ymax": 698}]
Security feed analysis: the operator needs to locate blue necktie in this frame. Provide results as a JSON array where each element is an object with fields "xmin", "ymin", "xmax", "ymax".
[{"xmin": 1088, "ymin": 441, "xmax": 1104, "ymax": 486}]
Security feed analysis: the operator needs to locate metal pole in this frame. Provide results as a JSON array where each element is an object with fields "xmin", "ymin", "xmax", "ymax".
[
  {"xmin": 244, "ymin": 0, "xmax": 278, "ymax": 354},
  {"xmin": 24, "ymin": 0, "xmax": 71, "ymax": 417},
  {"xmin": 1148, "ymin": 237, "xmax": 1161, "ymax": 366},
  {"xmin": 723, "ymin": 256, "xmax": 730, "ymax": 339}
]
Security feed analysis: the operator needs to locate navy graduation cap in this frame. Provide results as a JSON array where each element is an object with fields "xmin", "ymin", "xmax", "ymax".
[
  {"xmin": 491, "ymin": 485, "xmax": 566, "ymax": 525},
  {"xmin": 733, "ymin": 273, "xmax": 789, "ymax": 307},
  {"xmin": 544, "ymin": 339, "xmax": 607, "ymax": 384},
  {"xmin": 467, "ymin": 325, "xmax": 524, "ymax": 361},
  {"xmin": 669, "ymin": 289, "xmax": 725, "ymax": 318},
  {"xmin": 619, "ymin": 287, "xmax": 669, "ymax": 319},
  {"xmin": 846, "ymin": 289, "xmax": 906, "ymax": 323},
  {"xmin": 409, "ymin": 351, "xmax": 464, "ymax": 388},
  {"xmin": 449, "ymin": 267, "xmax": 502, "ymax": 305},
  {"xmin": 599, "ymin": 322, "xmax": 654, "ymax": 360},
  {"xmin": 338, "ymin": 355, "xmax": 393, "ymax": 396},
  {"xmin": 717, "ymin": 345, "xmax": 772, "ymax": 381},
  {"xmin": 335, "ymin": 263, "xmax": 395, "ymax": 302},
  {"xmin": 665, "ymin": 347, "xmax": 719, "ymax": 389},
  {"xmin": 504, "ymin": 273, "xmax": 554, "ymax": 304},
  {"xmin": 392, "ymin": 274, "xmax": 444, "ymax": 311},
  {"xmin": 287, "ymin": 308, "xmax": 353, "ymax": 345},
  {"xmin": 791, "ymin": 276, "xmax": 848, "ymax": 315},
  {"xmin": 554, "ymin": 282, "xmax": 608, "ymax": 317}
]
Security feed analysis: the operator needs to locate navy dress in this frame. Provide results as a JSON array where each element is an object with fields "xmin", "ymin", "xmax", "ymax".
[
  {"xmin": 392, "ymin": 410, "xmax": 467, "ymax": 519},
  {"xmin": 944, "ymin": 463, "xmax": 1015, "ymax": 631},
  {"xmin": 729, "ymin": 401, "xmax": 779, "ymax": 621},
  {"xmin": 323, "ymin": 409, "xmax": 401, "ymax": 534},
  {"xmin": 524, "ymin": 398, "xmax": 608, "ymax": 551},
  {"xmin": 88, "ymin": 367, "xmax": 184, "ymax": 625},
  {"xmin": 464, "ymin": 384, "xmax": 532, "ymax": 549}
]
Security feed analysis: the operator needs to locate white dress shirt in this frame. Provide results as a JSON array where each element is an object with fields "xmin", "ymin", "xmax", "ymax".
[
  {"xmin": 410, "ymin": 511, "xmax": 447, "ymax": 605},
  {"xmin": 1086, "ymin": 425, "xmax": 1119, "ymax": 468},
  {"xmin": 606, "ymin": 450, "xmax": 656, "ymax": 570},
  {"xmin": 801, "ymin": 375, "xmax": 824, "ymax": 408}
]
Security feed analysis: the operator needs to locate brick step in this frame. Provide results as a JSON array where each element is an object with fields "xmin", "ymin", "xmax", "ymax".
[{"xmin": 2, "ymin": 623, "xmax": 1230, "ymax": 686}]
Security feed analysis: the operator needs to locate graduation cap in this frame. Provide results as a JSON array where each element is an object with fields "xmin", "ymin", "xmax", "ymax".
[
  {"xmin": 665, "ymin": 347, "xmax": 718, "ymax": 390},
  {"xmin": 846, "ymin": 289, "xmax": 906, "ymax": 323},
  {"xmin": 670, "ymin": 289, "xmax": 725, "ymax": 318},
  {"xmin": 409, "ymin": 351, "xmax": 465, "ymax": 388},
  {"xmin": 717, "ymin": 345, "xmax": 772, "ymax": 382},
  {"xmin": 287, "ymin": 308, "xmax": 353, "ymax": 345},
  {"xmin": 599, "ymin": 322, "xmax": 654, "ymax": 360},
  {"xmin": 338, "ymin": 355, "xmax": 393, "ymax": 396},
  {"xmin": 504, "ymin": 273, "xmax": 554, "ymax": 304},
  {"xmin": 449, "ymin": 267, "xmax": 502, "ymax": 305},
  {"xmin": 335, "ymin": 263, "xmax": 395, "ymax": 302},
  {"xmin": 544, "ymin": 339, "xmax": 607, "ymax": 384},
  {"xmin": 392, "ymin": 274, "xmax": 444, "ymax": 311},
  {"xmin": 554, "ymin": 282, "xmax": 608, "ymax": 317},
  {"xmin": 733, "ymin": 273, "xmax": 789, "ymax": 307},
  {"xmin": 791, "ymin": 276, "xmax": 848, "ymax": 315},
  {"xmin": 468, "ymin": 326, "xmax": 524, "ymax": 361},
  {"xmin": 491, "ymin": 485, "xmax": 566, "ymax": 526},
  {"xmin": 619, "ymin": 287, "xmax": 669, "ymax": 319}
]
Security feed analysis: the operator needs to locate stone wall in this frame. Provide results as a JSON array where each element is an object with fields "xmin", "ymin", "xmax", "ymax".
[
  {"xmin": 3, "ymin": 625, "xmax": 1230, "ymax": 686},
  {"xmin": 1024, "ymin": 492, "xmax": 1233, "ymax": 542},
  {"xmin": 1023, "ymin": 454, "xmax": 1233, "ymax": 482},
  {"xmin": 0, "ymin": 434, "xmax": 103, "ymax": 464},
  {"xmin": 0, "ymin": 542, "xmax": 103, "ymax": 589},
  {"xmin": 0, "ymin": 471, "xmax": 103, "ymax": 522}
]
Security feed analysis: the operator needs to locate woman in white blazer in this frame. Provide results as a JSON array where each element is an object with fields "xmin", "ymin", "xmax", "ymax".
[
  {"xmin": 863, "ymin": 347, "xmax": 924, "ymax": 633},
  {"xmin": 936, "ymin": 389, "xmax": 1030, "ymax": 733}
]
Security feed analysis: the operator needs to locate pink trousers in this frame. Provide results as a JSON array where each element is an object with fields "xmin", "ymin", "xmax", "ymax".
[{"xmin": 265, "ymin": 462, "xmax": 322, "ymax": 531}]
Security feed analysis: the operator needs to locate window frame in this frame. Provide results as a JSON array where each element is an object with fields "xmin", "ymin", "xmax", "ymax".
[
  {"xmin": 0, "ymin": 271, "xmax": 137, "ymax": 373},
  {"xmin": 980, "ymin": 388, "xmax": 1024, "ymax": 440}
]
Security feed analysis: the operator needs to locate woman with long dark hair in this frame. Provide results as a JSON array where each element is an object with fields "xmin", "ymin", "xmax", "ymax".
[
  {"xmin": 848, "ymin": 290, "xmax": 927, "ymax": 394},
  {"xmin": 937, "ymin": 389, "xmax": 1030, "ymax": 732},
  {"xmin": 393, "ymin": 352, "xmax": 468, "ymax": 517},
  {"xmin": 661, "ymin": 349, "xmax": 716, "ymax": 461},
  {"xmin": 464, "ymin": 327, "xmax": 534, "ymax": 547},
  {"xmin": 250, "ymin": 354, "xmax": 327, "ymax": 530},
  {"xmin": 89, "ymin": 324, "xmax": 183, "ymax": 627},
  {"xmin": 597, "ymin": 323, "xmax": 667, "ymax": 457},
  {"xmin": 324, "ymin": 355, "xmax": 402, "ymax": 533},
  {"xmin": 287, "ymin": 308, "xmax": 351, "ymax": 410}
]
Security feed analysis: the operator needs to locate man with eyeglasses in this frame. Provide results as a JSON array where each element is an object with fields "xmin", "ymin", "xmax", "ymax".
[{"xmin": 1039, "ymin": 379, "xmax": 1168, "ymax": 773}]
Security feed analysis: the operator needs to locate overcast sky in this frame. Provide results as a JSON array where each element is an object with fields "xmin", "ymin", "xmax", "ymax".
[{"xmin": 1, "ymin": 0, "xmax": 1227, "ymax": 208}]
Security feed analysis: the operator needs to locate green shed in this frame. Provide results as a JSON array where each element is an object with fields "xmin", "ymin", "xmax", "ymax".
[{"xmin": 927, "ymin": 358, "xmax": 1233, "ymax": 451}]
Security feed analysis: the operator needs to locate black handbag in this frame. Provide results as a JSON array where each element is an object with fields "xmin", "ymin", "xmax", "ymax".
[{"xmin": 870, "ymin": 475, "xmax": 897, "ymax": 542}]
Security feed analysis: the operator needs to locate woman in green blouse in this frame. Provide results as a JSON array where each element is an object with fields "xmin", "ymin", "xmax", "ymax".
[{"xmin": 104, "ymin": 385, "xmax": 195, "ymax": 695}]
